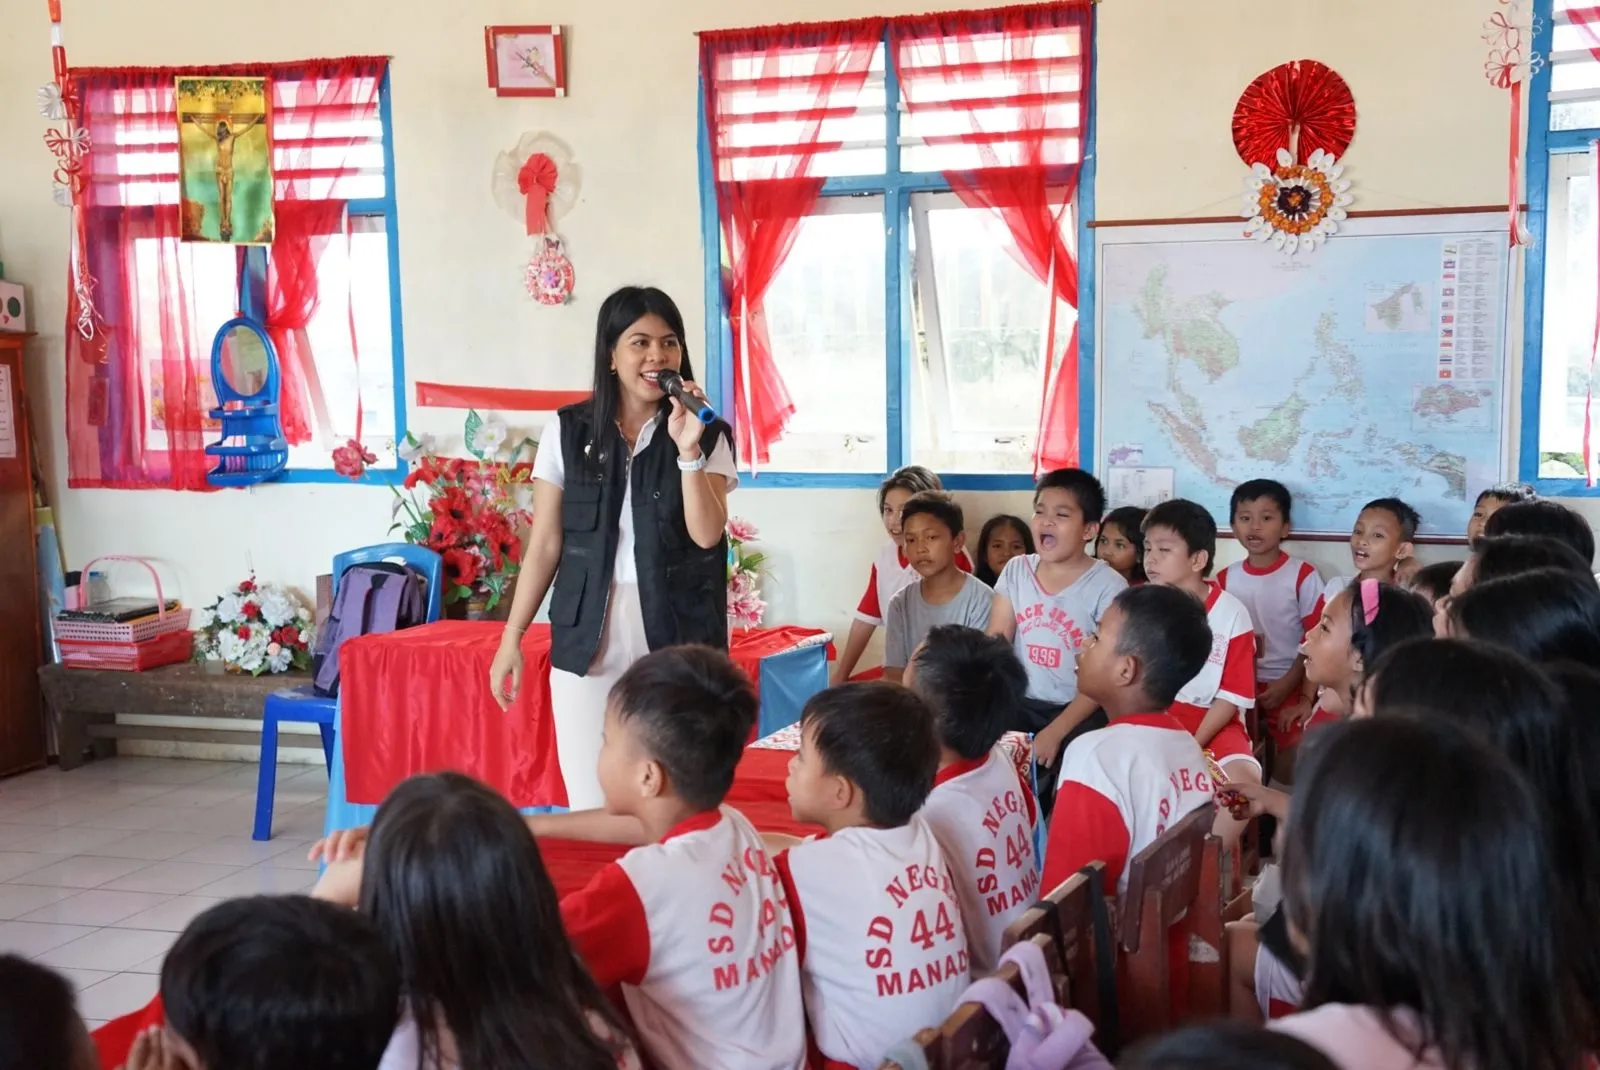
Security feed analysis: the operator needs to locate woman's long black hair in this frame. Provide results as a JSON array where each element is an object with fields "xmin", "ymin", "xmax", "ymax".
[
  {"xmin": 359, "ymin": 772, "xmax": 630, "ymax": 1070},
  {"xmin": 1365, "ymin": 636, "xmax": 1600, "ymax": 1042},
  {"xmin": 588, "ymin": 284, "xmax": 695, "ymax": 445},
  {"xmin": 1449, "ymin": 567, "xmax": 1600, "ymax": 667},
  {"xmin": 1282, "ymin": 718, "xmax": 1583, "ymax": 1070}
]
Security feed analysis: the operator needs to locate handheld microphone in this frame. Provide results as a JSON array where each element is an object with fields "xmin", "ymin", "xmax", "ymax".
[{"xmin": 657, "ymin": 370, "xmax": 716, "ymax": 425}]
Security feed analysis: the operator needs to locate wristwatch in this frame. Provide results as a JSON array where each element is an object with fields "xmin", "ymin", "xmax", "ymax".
[{"xmin": 677, "ymin": 452, "xmax": 707, "ymax": 472}]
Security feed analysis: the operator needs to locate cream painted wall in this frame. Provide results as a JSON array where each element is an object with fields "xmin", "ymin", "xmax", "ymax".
[{"xmin": 0, "ymin": 0, "xmax": 1582, "ymax": 673}]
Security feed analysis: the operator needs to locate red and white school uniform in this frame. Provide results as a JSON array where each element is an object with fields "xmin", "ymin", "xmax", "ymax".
[
  {"xmin": 1042, "ymin": 713, "xmax": 1217, "ymax": 895},
  {"xmin": 560, "ymin": 807, "xmax": 806, "ymax": 1070},
  {"xmin": 1168, "ymin": 584, "xmax": 1258, "ymax": 776},
  {"xmin": 1217, "ymin": 554, "xmax": 1321, "ymax": 685},
  {"xmin": 855, "ymin": 538, "xmax": 975, "ymax": 627},
  {"xmin": 919, "ymin": 746, "xmax": 1041, "ymax": 973},
  {"xmin": 776, "ymin": 818, "xmax": 970, "ymax": 1070}
]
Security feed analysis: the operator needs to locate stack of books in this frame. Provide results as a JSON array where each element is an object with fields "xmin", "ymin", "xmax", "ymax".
[{"xmin": 56, "ymin": 598, "xmax": 193, "ymax": 671}]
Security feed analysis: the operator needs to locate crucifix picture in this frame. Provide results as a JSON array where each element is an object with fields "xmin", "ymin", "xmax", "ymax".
[{"xmin": 176, "ymin": 76, "xmax": 274, "ymax": 244}]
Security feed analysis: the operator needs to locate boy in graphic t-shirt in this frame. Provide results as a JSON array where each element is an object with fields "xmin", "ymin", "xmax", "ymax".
[
  {"xmin": 988, "ymin": 468, "xmax": 1127, "ymax": 773},
  {"xmin": 882, "ymin": 493, "xmax": 994, "ymax": 685}
]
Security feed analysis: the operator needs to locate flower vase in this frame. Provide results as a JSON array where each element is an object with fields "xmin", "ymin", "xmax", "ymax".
[{"xmin": 463, "ymin": 596, "xmax": 491, "ymax": 621}]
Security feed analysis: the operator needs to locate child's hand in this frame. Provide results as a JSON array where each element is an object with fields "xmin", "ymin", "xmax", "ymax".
[
  {"xmin": 310, "ymin": 857, "xmax": 363, "ymax": 907},
  {"xmin": 309, "ymin": 826, "xmax": 369, "ymax": 864},
  {"xmin": 123, "ymin": 1027, "xmax": 181, "ymax": 1070},
  {"xmin": 1258, "ymin": 674, "xmax": 1298, "ymax": 713},
  {"xmin": 1032, "ymin": 718, "xmax": 1069, "ymax": 768},
  {"xmin": 1274, "ymin": 695, "xmax": 1317, "ymax": 732},
  {"xmin": 1220, "ymin": 780, "xmax": 1290, "ymax": 823}
]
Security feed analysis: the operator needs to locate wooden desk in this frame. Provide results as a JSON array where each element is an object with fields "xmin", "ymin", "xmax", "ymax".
[
  {"xmin": 0, "ymin": 332, "xmax": 43, "ymax": 777},
  {"xmin": 38, "ymin": 662, "xmax": 306, "ymax": 770}
]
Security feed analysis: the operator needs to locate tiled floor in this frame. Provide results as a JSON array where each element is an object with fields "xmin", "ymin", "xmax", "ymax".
[{"xmin": 0, "ymin": 757, "xmax": 327, "ymax": 1027}]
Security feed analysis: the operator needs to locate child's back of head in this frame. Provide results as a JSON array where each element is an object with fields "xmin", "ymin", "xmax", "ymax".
[
  {"xmin": 1405, "ymin": 560, "xmax": 1461, "ymax": 606},
  {"xmin": 798, "ymin": 682, "xmax": 939, "ymax": 827},
  {"xmin": 1470, "ymin": 533, "xmax": 1597, "ymax": 587},
  {"xmin": 908, "ymin": 624, "xmax": 1028, "ymax": 759},
  {"xmin": 162, "ymin": 895, "xmax": 399, "ymax": 1070},
  {"xmin": 1283, "ymin": 717, "xmax": 1582, "ymax": 1070},
  {"xmin": 1449, "ymin": 567, "xmax": 1600, "ymax": 665},
  {"xmin": 0, "ymin": 956, "xmax": 93, "ymax": 1070},
  {"xmin": 606, "ymin": 645, "xmax": 758, "ymax": 811},
  {"xmin": 1087, "ymin": 584, "xmax": 1212, "ymax": 710},
  {"xmin": 1120, "ymin": 1022, "xmax": 1336, "ymax": 1070},
  {"xmin": 1483, "ymin": 499, "xmax": 1595, "ymax": 562},
  {"xmin": 361, "ymin": 772, "xmax": 632, "ymax": 1070}
]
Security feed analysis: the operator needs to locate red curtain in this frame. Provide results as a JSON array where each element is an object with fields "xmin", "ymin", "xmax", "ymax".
[
  {"xmin": 64, "ymin": 56, "xmax": 387, "ymax": 489},
  {"xmin": 700, "ymin": 19, "xmax": 886, "ymax": 466},
  {"xmin": 1570, "ymin": 5, "xmax": 1600, "ymax": 57},
  {"xmin": 891, "ymin": 3, "xmax": 1092, "ymax": 473}
]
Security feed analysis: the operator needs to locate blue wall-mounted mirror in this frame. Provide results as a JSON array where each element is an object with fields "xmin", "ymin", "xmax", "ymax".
[{"xmin": 205, "ymin": 315, "xmax": 289, "ymax": 487}]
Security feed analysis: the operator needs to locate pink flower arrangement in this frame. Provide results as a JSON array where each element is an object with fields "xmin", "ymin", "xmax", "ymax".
[{"xmin": 726, "ymin": 517, "xmax": 767, "ymax": 630}]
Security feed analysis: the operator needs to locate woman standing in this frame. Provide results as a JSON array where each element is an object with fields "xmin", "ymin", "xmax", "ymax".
[{"xmin": 489, "ymin": 286, "xmax": 736, "ymax": 808}]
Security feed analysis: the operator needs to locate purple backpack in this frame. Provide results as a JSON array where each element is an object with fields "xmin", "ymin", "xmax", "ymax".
[{"xmin": 311, "ymin": 562, "xmax": 427, "ymax": 697}]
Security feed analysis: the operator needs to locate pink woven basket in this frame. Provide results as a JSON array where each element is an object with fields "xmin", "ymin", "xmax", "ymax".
[{"xmin": 54, "ymin": 555, "xmax": 192, "ymax": 644}]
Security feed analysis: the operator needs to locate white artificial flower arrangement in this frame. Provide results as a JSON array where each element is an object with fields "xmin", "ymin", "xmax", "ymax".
[{"xmin": 193, "ymin": 576, "xmax": 315, "ymax": 675}]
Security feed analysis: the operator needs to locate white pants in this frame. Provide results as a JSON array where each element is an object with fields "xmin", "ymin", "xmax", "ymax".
[{"xmin": 548, "ymin": 582, "xmax": 649, "ymax": 810}]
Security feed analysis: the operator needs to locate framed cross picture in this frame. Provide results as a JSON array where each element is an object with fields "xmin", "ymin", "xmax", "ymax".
[{"xmin": 485, "ymin": 25, "xmax": 567, "ymax": 98}]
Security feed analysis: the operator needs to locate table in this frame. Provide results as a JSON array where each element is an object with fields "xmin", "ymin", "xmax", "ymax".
[{"xmin": 324, "ymin": 622, "xmax": 832, "ymax": 837}]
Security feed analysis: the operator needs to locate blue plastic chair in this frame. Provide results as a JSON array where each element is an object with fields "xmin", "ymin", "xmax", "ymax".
[{"xmin": 252, "ymin": 543, "xmax": 443, "ymax": 840}]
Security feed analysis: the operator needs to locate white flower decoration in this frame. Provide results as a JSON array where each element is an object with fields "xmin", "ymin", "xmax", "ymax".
[
  {"xmin": 37, "ymin": 84, "xmax": 66, "ymax": 120},
  {"xmin": 257, "ymin": 587, "xmax": 298, "ymax": 628},
  {"xmin": 214, "ymin": 593, "xmax": 244, "ymax": 624},
  {"xmin": 51, "ymin": 183, "xmax": 71, "ymax": 207},
  {"xmin": 267, "ymin": 645, "xmax": 294, "ymax": 673},
  {"xmin": 473, "ymin": 420, "xmax": 509, "ymax": 458},
  {"xmin": 1241, "ymin": 147, "xmax": 1354, "ymax": 256},
  {"xmin": 398, "ymin": 433, "xmax": 435, "ymax": 463},
  {"xmin": 217, "ymin": 630, "xmax": 247, "ymax": 664}
]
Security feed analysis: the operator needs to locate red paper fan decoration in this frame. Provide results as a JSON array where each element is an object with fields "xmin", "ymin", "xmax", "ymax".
[{"xmin": 1232, "ymin": 60, "xmax": 1356, "ymax": 168}]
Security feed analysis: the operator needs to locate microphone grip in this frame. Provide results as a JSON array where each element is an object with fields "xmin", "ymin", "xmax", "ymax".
[{"xmin": 659, "ymin": 372, "xmax": 717, "ymax": 425}]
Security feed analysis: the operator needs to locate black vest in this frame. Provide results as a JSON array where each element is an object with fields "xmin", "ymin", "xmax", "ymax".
[{"xmin": 548, "ymin": 401, "xmax": 734, "ymax": 676}]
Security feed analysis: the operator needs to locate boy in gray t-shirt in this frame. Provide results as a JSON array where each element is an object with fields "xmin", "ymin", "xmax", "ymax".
[{"xmin": 882, "ymin": 493, "xmax": 994, "ymax": 684}]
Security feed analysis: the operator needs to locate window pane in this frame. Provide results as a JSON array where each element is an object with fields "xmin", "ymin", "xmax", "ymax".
[
  {"xmin": 134, "ymin": 240, "xmax": 238, "ymax": 448},
  {"xmin": 286, "ymin": 215, "xmax": 398, "ymax": 468},
  {"xmin": 910, "ymin": 196, "xmax": 1064, "ymax": 473},
  {"xmin": 756, "ymin": 198, "xmax": 887, "ymax": 472},
  {"xmin": 1538, "ymin": 153, "xmax": 1597, "ymax": 476}
]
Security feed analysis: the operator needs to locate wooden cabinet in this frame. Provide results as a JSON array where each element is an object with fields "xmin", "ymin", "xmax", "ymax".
[{"xmin": 0, "ymin": 333, "xmax": 45, "ymax": 777}]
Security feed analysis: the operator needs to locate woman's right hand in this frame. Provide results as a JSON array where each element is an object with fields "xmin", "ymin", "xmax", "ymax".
[{"xmin": 489, "ymin": 636, "xmax": 525, "ymax": 710}]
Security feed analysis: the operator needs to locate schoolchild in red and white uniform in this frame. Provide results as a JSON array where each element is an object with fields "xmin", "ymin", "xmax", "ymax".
[
  {"xmin": 1216, "ymin": 480, "xmax": 1321, "ymax": 750},
  {"xmin": 1041, "ymin": 585, "xmax": 1219, "ymax": 895},
  {"xmin": 530, "ymin": 647, "xmax": 806, "ymax": 1070},
  {"xmin": 905, "ymin": 624, "xmax": 1042, "ymax": 973},
  {"xmin": 1139, "ymin": 501, "xmax": 1260, "ymax": 787},
  {"xmin": 775, "ymin": 683, "xmax": 969, "ymax": 1070}
]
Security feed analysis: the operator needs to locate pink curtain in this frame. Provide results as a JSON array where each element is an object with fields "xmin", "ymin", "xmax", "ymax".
[
  {"xmin": 64, "ymin": 56, "xmax": 387, "ymax": 489},
  {"xmin": 700, "ymin": 19, "xmax": 886, "ymax": 466},
  {"xmin": 891, "ymin": 2, "xmax": 1092, "ymax": 473}
]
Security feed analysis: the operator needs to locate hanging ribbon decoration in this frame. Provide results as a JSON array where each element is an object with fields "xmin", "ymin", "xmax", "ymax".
[
  {"xmin": 1483, "ymin": 1, "xmax": 1543, "ymax": 246},
  {"xmin": 39, "ymin": 0, "xmax": 105, "ymax": 349},
  {"xmin": 516, "ymin": 152, "xmax": 559, "ymax": 236}
]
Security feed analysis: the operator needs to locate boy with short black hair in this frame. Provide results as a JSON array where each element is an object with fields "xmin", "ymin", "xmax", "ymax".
[
  {"xmin": 132, "ymin": 895, "xmax": 399, "ymax": 1070},
  {"xmin": 907, "ymin": 625, "xmax": 1041, "ymax": 973},
  {"xmin": 1041, "ymin": 585, "xmax": 1218, "ymax": 894},
  {"xmin": 1217, "ymin": 480, "xmax": 1321, "ymax": 724},
  {"xmin": 1141, "ymin": 502, "xmax": 1259, "ymax": 781},
  {"xmin": 0, "ymin": 956, "xmax": 97, "ymax": 1070},
  {"xmin": 988, "ymin": 468, "xmax": 1127, "ymax": 769},
  {"xmin": 534, "ymin": 646, "xmax": 806, "ymax": 1070},
  {"xmin": 1319, "ymin": 497, "xmax": 1421, "ymax": 607},
  {"xmin": 776, "ymin": 682, "xmax": 968, "ymax": 1069},
  {"xmin": 883, "ymin": 492, "xmax": 995, "ymax": 684},
  {"xmin": 1468, "ymin": 482, "xmax": 1537, "ymax": 542}
]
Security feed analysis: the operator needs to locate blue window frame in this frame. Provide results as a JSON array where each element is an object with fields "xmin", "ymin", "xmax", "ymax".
[
  {"xmin": 697, "ymin": 24, "xmax": 1096, "ymax": 491},
  {"xmin": 1523, "ymin": 0, "xmax": 1600, "ymax": 493}
]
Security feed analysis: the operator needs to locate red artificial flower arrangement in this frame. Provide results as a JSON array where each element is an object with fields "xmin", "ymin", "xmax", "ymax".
[{"xmin": 392, "ymin": 432, "xmax": 534, "ymax": 610}]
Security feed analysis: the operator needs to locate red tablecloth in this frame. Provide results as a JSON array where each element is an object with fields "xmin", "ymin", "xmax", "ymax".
[
  {"xmin": 341, "ymin": 622, "xmax": 832, "ymax": 811},
  {"xmin": 342, "ymin": 621, "xmax": 567, "ymax": 808}
]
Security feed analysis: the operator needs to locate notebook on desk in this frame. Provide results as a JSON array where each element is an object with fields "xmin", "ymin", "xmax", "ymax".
[{"xmin": 57, "ymin": 597, "xmax": 181, "ymax": 623}]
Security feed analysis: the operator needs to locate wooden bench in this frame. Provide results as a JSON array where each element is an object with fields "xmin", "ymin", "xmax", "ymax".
[
  {"xmin": 37, "ymin": 662, "xmax": 307, "ymax": 770},
  {"xmin": 1116, "ymin": 804, "xmax": 1213, "ymax": 1045}
]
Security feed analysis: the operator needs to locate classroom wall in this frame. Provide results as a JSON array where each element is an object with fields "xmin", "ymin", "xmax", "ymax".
[{"xmin": 0, "ymin": 0, "xmax": 1576, "ymax": 674}]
